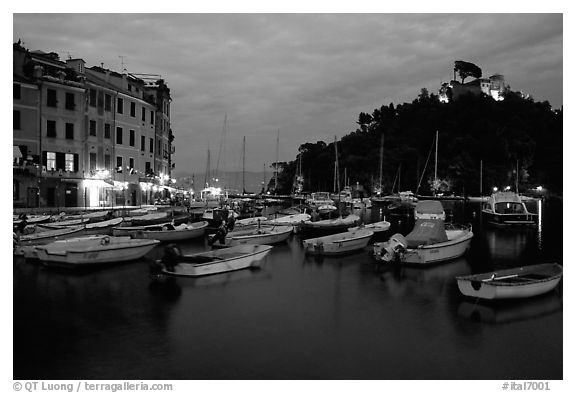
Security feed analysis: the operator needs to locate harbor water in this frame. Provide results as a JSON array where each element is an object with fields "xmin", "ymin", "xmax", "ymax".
[{"xmin": 13, "ymin": 199, "xmax": 562, "ymax": 379}]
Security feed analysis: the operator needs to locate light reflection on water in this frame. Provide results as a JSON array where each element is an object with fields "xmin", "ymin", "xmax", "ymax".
[{"xmin": 13, "ymin": 199, "xmax": 562, "ymax": 380}]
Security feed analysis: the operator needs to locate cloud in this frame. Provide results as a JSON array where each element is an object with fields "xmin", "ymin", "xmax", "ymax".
[{"xmin": 13, "ymin": 13, "xmax": 562, "ymax": 175}]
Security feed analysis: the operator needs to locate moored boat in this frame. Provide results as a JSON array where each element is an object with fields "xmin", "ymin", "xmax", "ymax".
[
  {"xmin": 303, "ymin": 228, "xmax": 374, "ymax": 256},
  {"xmin": 414, "ymin": 200, "xmax": 446, "ymax": 221},
  {"xmin": 482, "ymin": 191, "xmax": 537, "ymax": 226},
  {"xmin": 158, "ymin": 244, "xmax": 273, "ymax": 277},
  {"xmin": 34, "ymin": 236, "xmax": 159, "ymax": 267},
  {"xmin": 213, "ymin": 225, "xmax": 293, "ymax": 247},
  {"xmin": 267, "ymin": 213, "xmax": 311, "ymax": 226},
  {"xmin": 456, "ymin": 263, "xmax": 562, "ymax": 300},
  {"xmin": 373, "ymin": 219, "xmax": 473, "ymax": 265},
  {"xmin": 83, "ymin": 217, "xmax": 124, "ymax": 235},
  {"xmin": 112, "ymin": 221, "xmax": 208, "ymax": 242},
  {"xmin": 15, "ymin": 225, "xmax": 86, "ymax": 247},
  {"xmin": 301, "ymin": 214, "xmax": 360, "ymax": 232},
  {"xmin": 38, "ymin": 217, "xmax": 90, "ymax": 228},
  {"xmin": 348, "ymin": 220, "xmax": 391, "ymax": 234}
]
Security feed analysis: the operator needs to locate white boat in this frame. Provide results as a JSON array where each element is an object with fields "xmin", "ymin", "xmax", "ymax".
[
  {"xmin": 348, "ymin": 220, "xmax": 391, "ymax": 233},
  {"xmin": 456, "ymin": 263, "xmax": 562, "ymax": 300},
  {"xmin": 306, "ymin": 192, "xmax": 334, "ymax": 209},
  {"xmin": 301, "ymin": 214, "xmax": 361, "ymax": 231},
  {"xmin": 128, "ymin": 212, "xmax": 169, "ymax": 225},
  {"xmin": 317, "ymin": 204, "xmax": 337, "ymax": 214},
  {"xmin": 34, "ymin": 236, "xmax": 159, "ymax": 267},
  {"xmin": 414, "ymin": 200, "xmax": 446, "ymax": 221},
  {"xmin": 83, "ymin": 217, "xmax": 124, "ymax": 235},
  {"xmin": 482, "ymin": 191, "xmax": 537, "ymax": 226},
  {"xmin": 38, "ymin": 217, "xmax": 90, "ymax": 228},
  {"xmin": 373, "ymin": 219, "xmax": 473, "ymax": 265},
  {"xmin": 16, "ymin": 225, "xmax": 86, "ymax": 246},
  {"xmin": 214, "ymin": 225, "xmax": 293, "ymax": 247},
  {"xmin": 159, "ymin": 244, "xmax": 273, "ymax": 277},
  {"xmin": 235, "ymin": 216, "xmax": 268, "ymax": 226},
  {"xmin": 112, "ymin": 221, "xmax": 208, "ymax": 242},
  {"xmin": 267, "ymin": 213, "xmax": 311, "ymax": 226},
  {"xmin": 303, "ymin": 228, "xmax": 374, "ymax": 256},
  {"xmin": 13, "ymin": 214, "xmax": 52, "ymax": 226}
]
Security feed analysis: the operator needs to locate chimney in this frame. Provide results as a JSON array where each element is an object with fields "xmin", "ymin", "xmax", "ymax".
[{"xmin": 33, "ymin": 65, "xmax": 44, "ymax": 78}]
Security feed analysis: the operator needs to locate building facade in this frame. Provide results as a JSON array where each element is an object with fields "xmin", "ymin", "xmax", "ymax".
[{"xmin": 13, "ymin": 42, "xmax": 175, "ymax": 209}]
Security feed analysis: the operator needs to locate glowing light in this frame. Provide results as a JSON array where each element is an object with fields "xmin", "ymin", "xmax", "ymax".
[
  {"xmin": 536, "ymin": 186, "xmax": 543, "ymax": 191},
  {"xmin": 505, "ymin": 186, "xmax": 511, "ymax": 191},
  {"xmin": 493, "ymin": 187, "xmax": 498, "ymax": 192}
]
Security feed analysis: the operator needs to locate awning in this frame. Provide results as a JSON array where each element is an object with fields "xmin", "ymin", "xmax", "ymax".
[
  {"xmin": 13, "ymin": 146, "xmax": 23, "ymax": 159},
  {"xmin": 83, "ymin": 179, "xmax": 114, "ymax": 188}
]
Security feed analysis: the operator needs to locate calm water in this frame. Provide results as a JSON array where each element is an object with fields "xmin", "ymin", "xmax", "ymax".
[{"xmin": 13, "ymin": 199, "xmax": 563, "ymax": 380}]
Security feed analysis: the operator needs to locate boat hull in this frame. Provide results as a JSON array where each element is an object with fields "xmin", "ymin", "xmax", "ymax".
[
  {"xmin": 303, "ymin": 229, "xmax": 374, "ymax": 256},
  {"xmin": 164, "ymin": 245, "xmax": 273, "ymax": 277},
  {"xmin": 223, "ymin": 226, "xmax": 293, "ymax": 246},
  {"xmin": 373, "ymin": 228, "xmax": 473, "ymax": 265},
  {"xmin": 112, "ymin": 222, "xmax": 208, "ymax": 242},
  {"xmin": 482, "ymin": 210, "xmax": 537, "ymax": 226},
  {"xmin": 456, "ymin": 263, "xmax": 562, "ymax": 300},
  {"xmin": 35, "ymin": 237, "xmax": 159, "ymax": 267}
]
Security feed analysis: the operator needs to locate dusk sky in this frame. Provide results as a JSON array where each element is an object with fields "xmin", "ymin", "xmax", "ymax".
[{"xmin": 12, "ymin": 12, "xmax": 563, "ymax": 176}]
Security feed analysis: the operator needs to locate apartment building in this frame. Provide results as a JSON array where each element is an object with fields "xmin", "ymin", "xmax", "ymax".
[{"xmin": 13, "ymin": 42, "xmax": 175, "ymax": 209}]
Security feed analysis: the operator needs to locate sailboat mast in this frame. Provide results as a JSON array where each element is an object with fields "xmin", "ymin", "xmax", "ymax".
[
  {"xmin": 480, "ymin": 159, "xmax": 483, "ymax": 196},
  {"xmin": 274, "ymin": 129, "xmax": 279, "ymax": 194},
  {"xmin": 516, "ymin": 159, "xmax": 519, "ymax": 193},
  {"xmin": 379, "ymin": 134, "xmax": 384, "ymax": 192},
  {"xmin": 242, "ymin": 136, "xmax": 246, "ymax": 194},
  {"xmin": 434, "ymin": 130, "xmax": 438, "ymax": 186}
]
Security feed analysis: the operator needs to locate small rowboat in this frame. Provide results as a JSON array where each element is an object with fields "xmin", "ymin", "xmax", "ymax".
[
  {"xmin": 217, "ymin": 225, "xmax": 293, "ymax": 247},
  {"xmin": 235, "ymin": 217, "xmax": 268, "ymax": 226},
  {"xmin": 16, "ymin": 225, "xmax": 86, "ymax": 246},
  {"xmin": 83, "ymin": 217, "xmax": 124, "ymax": 235},
  {"xmin": 34, "ymin": 236, "xmax": 159, "ymax": 267},
  {"xmin": 456, "ymin": 263, "xmax": 562, "ymax": 300},
  {"xmin": 159, "ymin": 244, "xmax": 273, "ymax": 277},
  {"xmin": 112, "ymin": 221, "xmax": 208, "ymax": 242},
  {"xmin": 267, "ymin": 213, "xmax": 311, "ymax": 226},
  {"xmin": 348, "ymin": 220, "xmax": 391, "ymax": 233},
  {"xmin": 301, "ymin": 214, "xmax": 360, "ymax": 232},
  {"xmin": 303, "ymin": 228, "xmax": 374, "ymax": 256},
  {"xmin": 38, "ymin": 218, "xmax": 90, "ymax": 228}
]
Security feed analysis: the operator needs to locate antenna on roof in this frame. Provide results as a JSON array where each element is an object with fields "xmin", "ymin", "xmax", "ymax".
[{"xmin": 119, "ymin": 55, "xmax": 127, "ymax": 73}]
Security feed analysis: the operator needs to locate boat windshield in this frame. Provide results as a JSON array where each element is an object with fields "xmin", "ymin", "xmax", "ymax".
[{"xmin": 494, "ymin": 202, "xmax": 526, "ymax": 214}]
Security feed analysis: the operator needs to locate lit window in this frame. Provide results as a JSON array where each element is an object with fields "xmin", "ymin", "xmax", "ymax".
[
  {"xmin": 47, "ymin": 152, "xmax": 56, "ymax": 170},
  {"xmin": 65, "ymin": 153, "xmax": 75, "ymax": 172}
]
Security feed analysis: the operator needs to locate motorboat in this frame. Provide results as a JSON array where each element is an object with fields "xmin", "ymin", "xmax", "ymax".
[
  {"xmin": 373, "ymin": 219, "xmax": 473, "ymax": 265},
  {"xmin": 301, "ymin": 214, "xmax": 360, "ymax": 232},
  {"xmin": 157, "ymin": 244, "xmax": 273, "ymax": 277},
  {"xmin": 306, "ymin": 192, "xmax": 334, "ymax": 209},
  {"xmin": 83, "ymin": 217, "xmax": 124, "ymax": 235},
  {"xmin": 34, "ymin": 236, "xmax": 159, "ymax": 267},
  {"xmin": 303, "ymin": 228, "xmax": 374, "ymax": 256},
  {"xmin": 15, "ymin": 225, "xmax": 86, "ymax": 246},
  {"xmin": 482, "ymin": 191, "xmax": 537, "ymax": 226},
  {"xmin": 317, "ymin": 204, "xmax": 337, "ymax": 215},
  {"xmin": 112, "ymin": 221, "xmax": 208, "ymax": 242},
  {"xmin": 267, "ymin": 213, "xmax": 311, "ymax": 226},
  {"xmin": 348, "ymin": 220, "xmax": 391, "ymax": 234},
  {"xmin": 212, "ymin": 225, "xmax": 293, "ymax": 247},
  {"xmin": 235, "ymin": 216, "xmax": 268, "ymax": 226},
  {"xmin": 38, "ymin": 217, "xmax": 90, "ymax": 228},
  {"xmin": 414, "ymin": 200, "xmax": 446, "ymax": 221},
  {"xmin": 456, "ymin": 263, "xmax": 562, "ymax": 300}
]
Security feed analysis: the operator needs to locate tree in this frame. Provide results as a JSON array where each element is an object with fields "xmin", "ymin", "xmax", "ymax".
[{"xmin": 454, "ymin": 60, "xmax": 482, "ymax": 83}]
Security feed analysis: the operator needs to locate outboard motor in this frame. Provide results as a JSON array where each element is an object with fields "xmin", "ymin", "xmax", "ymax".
[
  {"xmin": 208, "ymin": 223, "xmax": 228, "ymax": 246},
  {"xmin": 374, "ymin": 233, "xmax": 408, "ymax": 262}
]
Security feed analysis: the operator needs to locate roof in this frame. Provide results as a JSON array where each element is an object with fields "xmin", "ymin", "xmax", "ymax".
[{"xmin": 415, "ymin": 200, "xmax": 444, "ymax": 214}]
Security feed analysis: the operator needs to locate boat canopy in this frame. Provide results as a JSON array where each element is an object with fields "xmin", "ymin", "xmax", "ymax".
[
  {"xmin": 405, "ymin": 219, "xmax": 448, "ymax": 247},
  {"xmin": 414, "ymin": 200, "xmax": 444, "ymax": 214}
]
